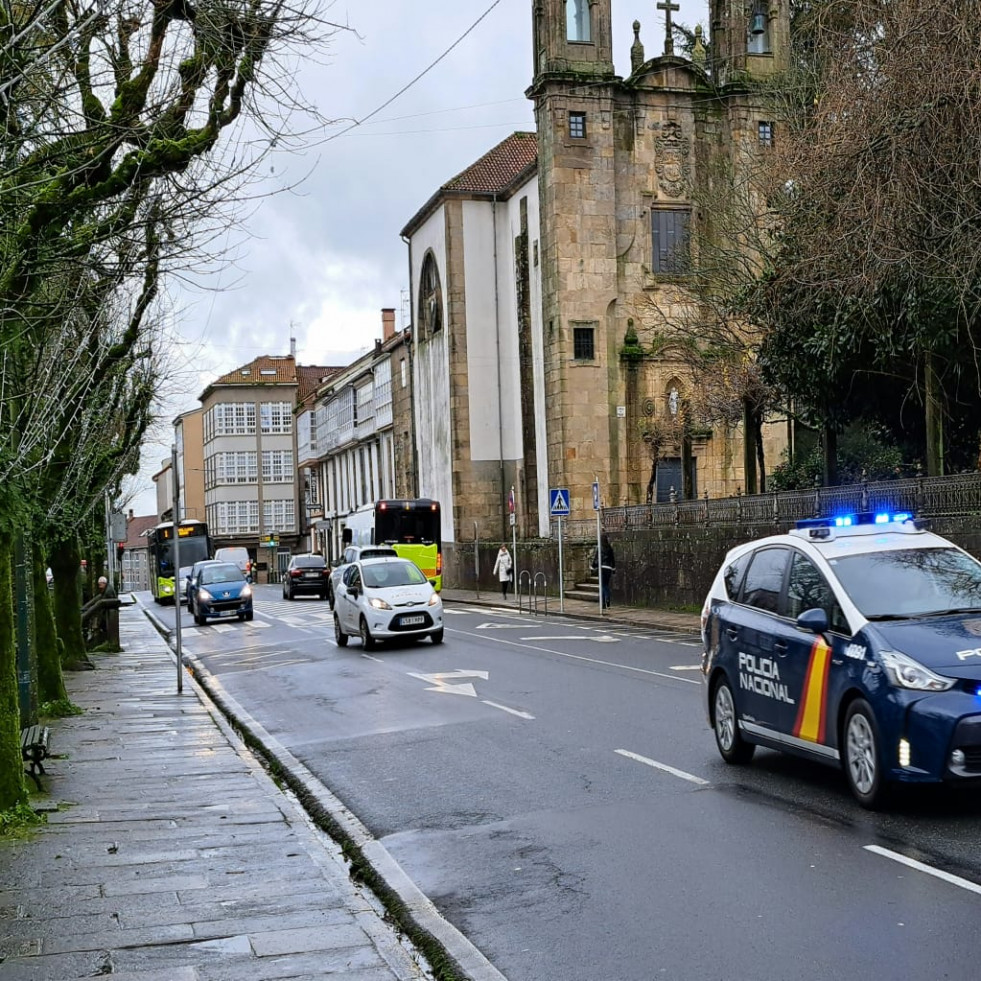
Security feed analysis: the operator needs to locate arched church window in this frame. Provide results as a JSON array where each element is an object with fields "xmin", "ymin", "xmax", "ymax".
[
  {"xmin": 566, "ymin": 0, "xmax": 591, "ymax": 42},
  {"xmin": 418, "ymin": 253, "xmax": 443, "ymax": 336}
]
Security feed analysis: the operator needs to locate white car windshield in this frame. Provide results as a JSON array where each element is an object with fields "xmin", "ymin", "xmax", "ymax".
[
  {"xmin": 361, "ymin": 561, "xmax": 426, "ymax": 589},
  {"xmin": 829, "ymin": 547, "xmax": 981, "ymax": 619}
]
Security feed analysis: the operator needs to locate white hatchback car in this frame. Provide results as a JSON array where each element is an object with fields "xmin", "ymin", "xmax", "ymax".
[{"xmin": 333, "ymin": 557, "xmax": 443, "ymax": 649}]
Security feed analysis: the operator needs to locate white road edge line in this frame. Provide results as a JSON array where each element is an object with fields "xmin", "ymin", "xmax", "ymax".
[
  {"xmin": 482, "ymin": 700, "xmax": 535, "ymax": 719},
  {"xmin": 615, "ymin": 749, "xmax": 710, "ymax": 786},
  {"xmin": 863, "ymin": 845, "xmax": 981, "ymax": 896}
]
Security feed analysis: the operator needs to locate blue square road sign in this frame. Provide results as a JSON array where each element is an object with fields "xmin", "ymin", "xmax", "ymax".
[{"xmin": 549, "ymin": 488, "xmax": 571, "ymax": 517}]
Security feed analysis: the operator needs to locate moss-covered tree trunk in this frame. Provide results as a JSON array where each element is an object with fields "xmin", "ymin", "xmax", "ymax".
[
  {"xmin": 0, "ymin": 534, "xmax": 28, "ymax": 809},
  {"xmin": 33, "ymin": 547, "xmax": 67, "ymax": 705},
  {"xmin": 49, "ymin": 534, "xmax": 87, "ymax": 668}
]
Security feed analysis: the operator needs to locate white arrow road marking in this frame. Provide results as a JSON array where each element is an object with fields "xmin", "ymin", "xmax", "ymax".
[
  {"xmin": 476, "ymin": 622, "xmax": 529, "ymax": 630},
  {"xmin": 407, "ymin": 669, "xmax": 489, "ymax": 697},
  {"xmin": 864, "ymin": 845, "xmax": 981, "ymax": 896},
  {"xmin": 615, "ymin": 749, "xmax": 709, "ymax": 786},
  {"xmin": 522, "ymin": 634, "xmax": 619, "ymax": 643},
  {"xmin": 482, "ymin": 700, "xmax": 535, "ymax": 719}
]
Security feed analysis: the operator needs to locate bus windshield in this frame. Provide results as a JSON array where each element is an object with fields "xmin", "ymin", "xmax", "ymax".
[{"xmin": 375, "ymin": 506, "xmax": 440, "ymax": 546}]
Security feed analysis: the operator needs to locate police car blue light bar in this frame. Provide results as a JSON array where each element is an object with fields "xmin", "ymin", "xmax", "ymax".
[{"xmin": 795, "ymin": 511, "xmax": 915, "ymax": 531}]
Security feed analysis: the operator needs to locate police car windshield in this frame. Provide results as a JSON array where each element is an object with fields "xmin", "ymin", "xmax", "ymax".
[{"xmin": 829, "ymin": 547, "xmax": 981, "ymax": 619}]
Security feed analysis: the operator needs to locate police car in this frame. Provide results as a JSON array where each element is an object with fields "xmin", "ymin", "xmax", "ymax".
[{"xmin": 700, "ymin": 511, "xmax": 981, "ymax": 808}]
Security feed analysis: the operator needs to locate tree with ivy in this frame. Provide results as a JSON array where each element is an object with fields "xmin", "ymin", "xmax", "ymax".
[{"xmin": 0, "ymin": 0, "xmax": 349, "ymax": 810}]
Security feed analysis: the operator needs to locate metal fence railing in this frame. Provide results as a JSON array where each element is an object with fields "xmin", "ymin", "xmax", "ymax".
[{"xmin": 550, "ymin": 472, "xmax": 981, "ymax": 542}]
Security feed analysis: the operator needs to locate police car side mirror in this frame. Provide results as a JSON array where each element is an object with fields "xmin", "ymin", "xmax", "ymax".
[{"xmin": 797, "ymin": 608, "xmax": 829, "ymax": 635}]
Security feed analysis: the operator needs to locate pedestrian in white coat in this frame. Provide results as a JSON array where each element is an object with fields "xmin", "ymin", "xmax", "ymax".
[{"xmin": 492, "ymin": 544, "xmax": 513, "ymax": 600}]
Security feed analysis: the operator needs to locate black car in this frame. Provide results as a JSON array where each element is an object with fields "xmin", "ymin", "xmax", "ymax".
[{"xmin": 283, "ymin": 554, "xmax": 329, "ymax": 600}]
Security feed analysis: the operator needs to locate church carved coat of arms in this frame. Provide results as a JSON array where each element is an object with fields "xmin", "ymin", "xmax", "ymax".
[{"xmin": 653, "ymin": 121, "xmax": 690, "ymax": 198}]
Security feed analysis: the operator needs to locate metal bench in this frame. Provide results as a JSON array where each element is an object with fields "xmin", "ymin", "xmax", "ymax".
[{"xmin": 21, "ymin": 724, "xmax": 50, "ymax": 790}]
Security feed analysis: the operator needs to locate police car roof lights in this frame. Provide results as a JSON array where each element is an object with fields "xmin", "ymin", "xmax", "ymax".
[{"xmin": 791, "ymin": 511, "xmax": 919, "ymax": 541}]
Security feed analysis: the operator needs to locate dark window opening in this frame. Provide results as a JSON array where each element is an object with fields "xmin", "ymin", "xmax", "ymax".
[
  {"xmin": 573, "ymin": 326, "xmax": 595, "ymax": 360},
  {"xmin": 758, "ymin": 121, "xmax": 774, "ymax": 147},
  {"xmin": 651, "ymin": 209, "xmax": 690, "ymax": 275}
]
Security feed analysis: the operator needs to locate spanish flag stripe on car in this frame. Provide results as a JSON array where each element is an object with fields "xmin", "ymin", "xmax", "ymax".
[{"xmin": 793, "ymin": 637, "xmax": 833, "ymax": 744}]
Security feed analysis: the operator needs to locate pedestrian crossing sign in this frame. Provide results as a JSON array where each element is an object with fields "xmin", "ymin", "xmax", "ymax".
[{"xmin": 549, "ymin": 488, "xmax": 571, "ymax": 517}]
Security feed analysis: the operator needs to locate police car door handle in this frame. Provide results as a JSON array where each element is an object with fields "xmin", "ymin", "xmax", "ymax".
[
  {"xmin": 725, "ymin": 627, "xmax": 738, "ymax": 641},
  {"xmin": 774, "ymin": 640, "xmax": 788, "ymax": 655}
]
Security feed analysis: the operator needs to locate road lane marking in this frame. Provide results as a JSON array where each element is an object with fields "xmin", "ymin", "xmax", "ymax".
[
  {"xmin": 670, "ymin": 664, "xmax": 702, "ymax": 671},
  {"xmin": 448, "ymin": 629, "xmax": 700, "ymax": 684},
  {"xmin": 520, "ymin": 634, "xmax": 618, "ymax": 643},
  {"xmin": 482, "ymin": 700, "xmax": 535, "ymax": 720},
  {"xmin": 407, "ymin": 669, "xmax": 489, "ymax": 697},
  {"xmin": 864, "ymin": 845, "xmax": 981, "ymax": 896},
  {"xmin": 615, "ymin": 749, "xmax": 710, "ymax": 786}
]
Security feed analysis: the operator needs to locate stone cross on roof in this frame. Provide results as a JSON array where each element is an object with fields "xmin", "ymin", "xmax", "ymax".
[{"xmin": 657, "ymin": 0, "xmax": 680, "ymax": 56}]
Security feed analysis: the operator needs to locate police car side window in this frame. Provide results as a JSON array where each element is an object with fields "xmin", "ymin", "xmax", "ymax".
[
  {"xmin": 724, "ymin": 552, "xmax": 752, "ymax": 599},
  {"xmin": 787, "ymin": 553, "xmax": 849, "ymax": 633},
  {"xmin": 740, "ymin": 547, "xmax": 791, "ymax": 614}
]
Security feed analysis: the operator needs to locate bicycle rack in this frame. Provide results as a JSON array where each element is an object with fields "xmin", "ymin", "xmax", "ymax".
[
  {"xmin": 517, "ymin": 570, "xmax": 532, "ymax": 613},
  {"xmin": 533, "ymin": 573, "xmax": 548, "ymax": 617}
]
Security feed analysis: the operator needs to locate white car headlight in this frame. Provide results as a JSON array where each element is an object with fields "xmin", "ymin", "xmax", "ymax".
[
  {"xmin": 879, "ymin": 650, "xmax": 954, "ymax": 692},
  {"xmin": 369, "ymin": 597, "xmax": 392, "ymax": 610},
  {"xmin": 427, "ymin": 592, "xmax": 441, "ymax": 607}
]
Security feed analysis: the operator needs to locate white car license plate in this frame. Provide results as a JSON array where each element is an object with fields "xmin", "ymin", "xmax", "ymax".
[{"xmin": 402, "ymin": 615, "xmax": 425, "ymax": 626}]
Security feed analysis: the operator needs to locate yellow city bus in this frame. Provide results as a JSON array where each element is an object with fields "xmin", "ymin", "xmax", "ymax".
[
  {"xmin": 344, "ymin": 500, "xmax": 442, "ymax": 591},
  {"xmin": 147, "ymin": 520, "xmax": 211, "ymax": 603}
]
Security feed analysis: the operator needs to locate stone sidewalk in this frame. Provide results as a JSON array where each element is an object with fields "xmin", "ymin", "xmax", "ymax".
[{"xmin": 0, "ymin": 603, "xmax": 434, "ymax": 981}]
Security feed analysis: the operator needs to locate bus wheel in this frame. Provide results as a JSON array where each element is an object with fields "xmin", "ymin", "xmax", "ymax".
[{"xmin": 359, "ymin": 618, "xmax": 376, "ymax": 651}]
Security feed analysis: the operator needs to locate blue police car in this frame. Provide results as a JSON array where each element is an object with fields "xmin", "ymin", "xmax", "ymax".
[{"xmin": 700, "ymin": 512, "xmax": 981, "ymax": 808}]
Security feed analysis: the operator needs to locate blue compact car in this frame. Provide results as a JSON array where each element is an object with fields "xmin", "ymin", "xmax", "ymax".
[
  {"xmin": 187, "ymin": 560, "xmax": 254, "ymax": 625},
  {"xmin": 700, "ymin": 512, "xmax": 981, "ymax": 808}
]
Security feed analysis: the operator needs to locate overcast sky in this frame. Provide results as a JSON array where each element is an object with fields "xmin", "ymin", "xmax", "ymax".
[{"xmin": 128, "ymin": 0, "xmax": 706, "ymax": 514}]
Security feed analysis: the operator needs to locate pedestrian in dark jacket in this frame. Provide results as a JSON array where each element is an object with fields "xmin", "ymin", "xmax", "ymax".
[{"xmin": 591, "ymin": 535, "xmax": 616, "ymax": 609}]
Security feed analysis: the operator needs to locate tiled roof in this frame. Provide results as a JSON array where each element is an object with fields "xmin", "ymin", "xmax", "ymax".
[
  {"xmin": 443, "ymin": 132, "xmax": 537, "ymax": 194},
  {"xmin": 297, "ymin": 365, "xmax": 341, "ymax": 405},
  {"xmin": 400, "ymin": 132, "xmax": 538, "ymax": 238},
  {"xmin": 213, "ymin": 355, "xmax": 297, "ymax": 386},
  {"xmin": 124, "ymin": 514, "xmax": 158, "ymax": 549}
]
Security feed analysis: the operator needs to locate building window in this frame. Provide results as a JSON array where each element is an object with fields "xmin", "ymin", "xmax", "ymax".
[
  {"xmin": 260, "ymin": 401, "xmax": 292, "ymax": 434},
  {"xmin": 566, "ymin": 0, "xmax": 591, "ymax": 42},
  {"xmin": 419, "ymin": 252, "xmax": 443, "ymax": 335},
  {"xmin": 212, "ymin": 451, "xmax": 257, "ymax": 485},
  {"xmin": 212, "ymin": 501, "xmax": 259, "ymax": 535},
  {"xmin": 651, "ymin": 209, "xmax": 690, "ymax": 275},
  {"xmin": 573, "ymin": 326, "xmax": 595, "ymax": 361},
  {"xmin": 758, "ymin": 121, "xmax": 774, "ymax": 147},
  {"xmin": 568, "ymin": 111, "xmax": 586, "ymax": 140},
  {"xmin": 262, "ymin": 449, "xmax": 293, "ymax": 483},
  {"xmin": 400, "ymin": 358, "xmax": 407, "ymax": 388},
  {"xmin": 263, "ymin": 499, "xmax": 295, "ymax": 533},
  {"xmin": 211, "ymin": 402, "xmax": 256, "ymax": 436}
]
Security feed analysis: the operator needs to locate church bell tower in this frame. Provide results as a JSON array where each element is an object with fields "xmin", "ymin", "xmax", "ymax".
[
  {"xmin": 709, "ymin": 0, "xmax": 790, "ymax": 82},
  {"xmin": 531, "ymin": 0, "xmax": 614, "ymax": 84}
]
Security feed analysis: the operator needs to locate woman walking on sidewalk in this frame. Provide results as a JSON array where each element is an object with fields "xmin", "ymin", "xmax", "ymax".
[{"xmin": 492, "ymin": 543, "xmax": 513, "ymax": 600}]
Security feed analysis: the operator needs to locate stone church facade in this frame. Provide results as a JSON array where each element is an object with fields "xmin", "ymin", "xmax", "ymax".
[{"xmin": 402, "ymin": 0, "xmax": 791, "ymax": 545}]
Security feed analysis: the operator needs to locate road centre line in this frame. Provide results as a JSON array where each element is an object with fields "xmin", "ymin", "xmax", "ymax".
[
  {"xmin": 615, "ymin": 749, "xmax": 710, "ymax": 786},
  {"xmin": 448, "ymin": 628, "xmax": 700, "ymax": 684},
  {"xmin": 863, "ymin": 845, "xmax": 981, "ymax": 896},
  {"xmin": 482, "ymin": 700, "xmax": 535, "ymax": 719}
]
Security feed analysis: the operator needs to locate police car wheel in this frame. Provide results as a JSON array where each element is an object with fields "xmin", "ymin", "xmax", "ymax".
[
  {"xmin": 713, "ymin": 677, "xmax": 755, "ymax": 764},
  {"xmin": 843, "ymin": 699, "xmax": 886, "ymax": 809}
]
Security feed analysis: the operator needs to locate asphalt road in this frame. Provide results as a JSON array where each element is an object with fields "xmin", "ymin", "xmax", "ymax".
[{"xmin": 149, "ymin": 586, "xmax": 981, "ymax": 981}]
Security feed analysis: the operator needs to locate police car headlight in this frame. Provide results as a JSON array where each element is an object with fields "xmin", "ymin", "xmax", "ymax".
[{"xmin": 879, "ymin": 650, "xmax": 954, "ymax": 692}]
